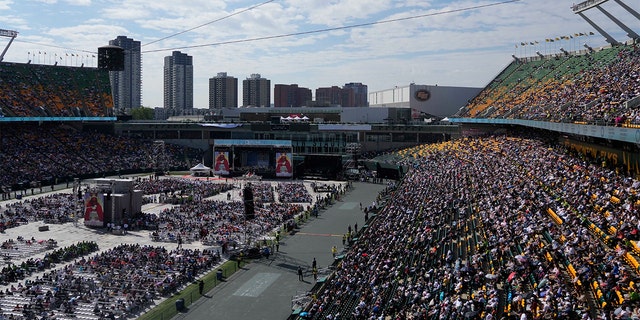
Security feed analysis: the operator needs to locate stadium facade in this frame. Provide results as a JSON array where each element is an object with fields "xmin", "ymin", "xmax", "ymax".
[{"xmin": 368, "ymin": 83, "xmax": 482, "ymax": 117}]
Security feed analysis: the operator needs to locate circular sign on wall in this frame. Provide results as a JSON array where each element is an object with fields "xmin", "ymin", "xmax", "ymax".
[{"xmin": 415, "ymin": 89, "xmax": 431, "ymax": 101}]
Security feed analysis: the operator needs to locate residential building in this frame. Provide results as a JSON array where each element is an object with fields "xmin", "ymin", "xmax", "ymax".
[
  {"xmin": 274, "ymin": 84, "xmax": 312, "ymax": 108},
  {"xmin": 108, "ymin": 36, "xmax": 141, "ymax": 111},
  {"xmin": 342, "ymin": 82, "xmax": 368, "ymax": 107},
  {"xmin": 242, "ymin": 74, "xmax": 270, "ymax": 107},
  {"xmin": 164, "ymin": 51, "xmax": 193, "ymax": 112},
  {"xmin": 315, "ymin": 86, "xmax": 343, "ymax": 106},
  {"xmin": 209, "ymin": 72, "xmax": 238, "ymax": 109}
]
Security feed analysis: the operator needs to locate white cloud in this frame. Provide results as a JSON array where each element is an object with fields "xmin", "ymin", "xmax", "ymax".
[
  {"xmin": 0, "ymin": 0, "xmax": 637, "ymax": 108},
  {"xmin": 0, "ymin": 0, "xmax": 13, "ymax": 10},
  {"xmin": 66, "ymin": 0, "xmax": 90, "ymax": 5},
  {"xmin": 0, "ymin": 15, "xmax": 29, "ymax": 30}
]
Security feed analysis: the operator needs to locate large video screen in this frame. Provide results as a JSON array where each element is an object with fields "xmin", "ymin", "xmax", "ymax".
[
  {"xmin": 275, "ymin": 152, "xmax": 293, "ymax": 177},
  {"xmin": 213, "ymin": 151, "xmax": 230, "ymax": 175},
  {"xmin": 84, "ymin": 192, "xmax": 104, "ymax": 227}
]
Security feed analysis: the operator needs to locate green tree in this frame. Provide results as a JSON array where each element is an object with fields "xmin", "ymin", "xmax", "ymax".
[{"xmin": 130, "ymin": 107, "xmax": 154, "ymax": 120}]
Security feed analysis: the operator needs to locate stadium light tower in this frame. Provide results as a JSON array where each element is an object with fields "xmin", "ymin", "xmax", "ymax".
[
  {"xmin": 571, "ymin": 0, "xmax": 639, "ymax": 44},
  {"xmin": 0, "ymin": 29, "xmax": 18, "ymax": 62}
]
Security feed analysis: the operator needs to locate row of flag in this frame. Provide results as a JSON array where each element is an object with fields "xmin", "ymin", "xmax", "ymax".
[
  {"xmin": 27, "ymin": 52, "xmax": 96, "ymax": 57},
  {"xmin": 516, "ymin": 32, "xmax": 595, "ymax": 47}
]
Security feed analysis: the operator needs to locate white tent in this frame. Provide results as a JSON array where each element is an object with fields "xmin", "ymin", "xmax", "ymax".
[{"xmin": 190, "ymin": 163, "xmax": 211, "ymax": 177}]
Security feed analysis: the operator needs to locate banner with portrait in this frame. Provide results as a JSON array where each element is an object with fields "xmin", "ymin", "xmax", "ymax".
[
  {"xmin": 213, "ymin": 151, "xmax": 230, "ymax": 175},
  {"xmin": 84, "ymin": 192, "xmax": 104, "ymax": 227},
  {"xmin": 275, "ymin": 152, "xmax": 293, "ymax": 177}
]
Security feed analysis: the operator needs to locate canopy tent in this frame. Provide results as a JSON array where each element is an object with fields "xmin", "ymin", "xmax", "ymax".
[
  {"xmin": 280, "ymin": 114, "xmax": 310, "ymax": 122},
  {"xmin": 189, "ymin": 163, "xmax": 211, "ymax": 177}
]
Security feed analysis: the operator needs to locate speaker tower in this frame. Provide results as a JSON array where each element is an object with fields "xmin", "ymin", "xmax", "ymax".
[{"xmin": 243, "ymin": 184, "xmax": 255, "ymax": 220}]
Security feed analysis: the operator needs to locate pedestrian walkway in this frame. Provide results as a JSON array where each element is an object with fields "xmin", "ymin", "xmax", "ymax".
[{"xmin": 172, "ymin": 181, "xmax": 387, "ymax": 320}]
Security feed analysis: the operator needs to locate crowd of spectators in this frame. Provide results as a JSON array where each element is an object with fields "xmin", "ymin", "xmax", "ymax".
[
  {"xmin": 134, "ymin": 177, "xmax": 234, "ymax": 205},
  {"xmin": 0, "ymin": 62, "xmax": 112, "ymax": 118},
  {"xmin": 0, "ymin": 193, "xmax": 77, "ymax": 232},
  {"xmin": 460, "ymin": 43, "xmax": 639, "ymax": 124},
  {"xmin": 1, "ymin": 241, "xmax": 97, "ymax": 285},
  {"xmin": 148, "ymin": 198, "xmax": 304, "ymax": 250},
  {"xmin": 0, "ymin": 244, "xmax": 219, "ymax": 319},
  {"xmin": 249, "ymin": 182, "xmax": 275, "ymax": 204},
  {"xmin": 0, "ymin": 124, "xmax": 199, "ymax": 192},
  {"xmin": 276, "ymin": 182, "xmax": 313, "ymax": 203},
  {"xmin": 309, "ymin": 135, "xmax": 640, "ymax": 320},
  {"xmin": 0, "ymin": 172, "xmax": 317, "ymax": 319}
]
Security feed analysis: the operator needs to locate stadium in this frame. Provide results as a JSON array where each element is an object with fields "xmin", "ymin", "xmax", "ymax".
[{"xmin": 0, "ymin": 0, "xmax": 639, "ymax": 319}]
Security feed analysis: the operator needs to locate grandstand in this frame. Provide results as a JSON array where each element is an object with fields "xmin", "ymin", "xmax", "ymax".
[
  {"xmin": 458, "ymin": 43, "xmax": 638, "ymax": 123},
  {"xmin": 0, "ymin": 62, "xmax": 114, "ymax": 119},
  {"xmin": 300, "ymin": 2, "xmax": 640, "ymax": 320},
  {"xmin": 0, "ymin": 1, "xmax": 638, "ymax": 319}
]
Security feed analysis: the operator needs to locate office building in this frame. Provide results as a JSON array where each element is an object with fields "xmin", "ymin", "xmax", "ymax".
[
  {"xmin": 209, "ymin": 72, "xmax": 238, "ymax": 109},
  {"xmin": 242, "ymin": 74, "xmax": 270, "ymax": 107},
  {"xmin": 164, "ymin": 51, "xmax": 193, "ymax": 111},
  {"xmin": 108, "ymin": 36, "xmax": 141, "ymax": 111}
]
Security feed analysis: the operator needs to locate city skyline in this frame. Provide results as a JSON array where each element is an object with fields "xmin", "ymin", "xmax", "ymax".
[{"xmin": 0, "ymin": 0, "xmax": 637, "ymax": 108}]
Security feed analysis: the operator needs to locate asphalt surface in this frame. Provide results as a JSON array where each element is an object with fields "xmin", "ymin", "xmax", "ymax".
[{"xmin": 172, "ymin": 181, "xmax": 386, "ymax": 320}]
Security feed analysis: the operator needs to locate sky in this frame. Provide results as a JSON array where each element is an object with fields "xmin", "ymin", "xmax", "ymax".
[{"xmin": 0, "ymin": 0, "xmax": 638, "ymax": 108}]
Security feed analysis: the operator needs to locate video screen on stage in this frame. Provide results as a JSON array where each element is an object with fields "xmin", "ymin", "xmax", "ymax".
[
  {"xmin": 275, "ymin": 152, "xmax": 293, "ymax": 177},
  {"xmin": 245, "ymin": 151, "xmax": 270, "ymax": 168},
  {"xmin": 213, "ymin": 151, "xmax": 230, "ymax": 175}
]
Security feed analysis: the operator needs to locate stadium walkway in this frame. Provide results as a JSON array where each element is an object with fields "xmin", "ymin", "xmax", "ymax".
[{"xmin": 172, "ymin": 181, "xmax": 387, "ymax": 320}]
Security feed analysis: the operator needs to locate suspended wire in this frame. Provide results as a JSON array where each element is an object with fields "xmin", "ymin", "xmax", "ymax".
[
  {"xmin": 143, "ymin": 0, "xmax": 276, "ymax": 47},
  {"xmin": 12, "ymin": 0, "xmax": 277, "ymax": 54},
  {"xmin": 142, "ymin": 0, "xmax": 521, "ymax": 54},
  {"xmin": 12, "ymin": 0, "xmax": 520, "ymax": 55}
]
